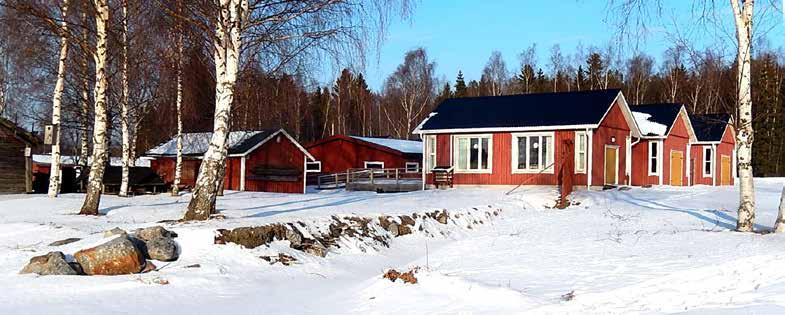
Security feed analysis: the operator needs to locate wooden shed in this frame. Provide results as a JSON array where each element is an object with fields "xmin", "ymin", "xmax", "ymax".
[
  {"xmin": 630, "ymin": 104, "xmax": 697, "ymax": 186},
  {"xmin": 689, "ymin": 114, "xmax": 736, "ymax": 186},
  {"xmin": 146, "ymin": 129, "xmax": 315, "ymax": 194},
  {"xmin": 305, "ymin": 135, "xmax": 423, "ymax": 175},
  {"xmin": 0, "ymin": 118, "xmax": 38, "ymax": 193}
]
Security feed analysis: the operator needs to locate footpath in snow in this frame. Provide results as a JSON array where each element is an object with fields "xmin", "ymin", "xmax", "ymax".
[{"xmin": 2, "ymin": 179, "xmax": 785, "ymax": 314}]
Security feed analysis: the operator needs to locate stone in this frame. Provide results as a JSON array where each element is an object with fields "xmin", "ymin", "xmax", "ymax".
[
  {"xmin": 302, "ymin": 243, "xmax": 327, "ymax": 257},
  {"xmin": 104, "ymin": 227, "xmax": 127, "ymax": 238},
  {"xmin": 399, "ymin": 215, "xmax": 415, "ymax": 227},
  {"xmin": 436, "ymin": 210, "xmax": 449, "ymax": 224},
  {"xmin": 398, "ymin": 224, "xmax": 412, "ymax": 236},
  {"xmin": 145, "ymin": 237, "xmax": 179, "ymax": 261},
  {"xmin": 48, "ymin": 237, "xmax": 81, "ymax": 246},
  {"xmin": 141, "ymin": 261, "xmax": 157, "ymax": 273},
  {"xmin": 386, "ymin": 222, "xmax": 400, "ymax": 236},
  {"xmin": 19, "ymin": 251, "xmax": 80, "ymax": 276},
  {"xmin": 74, "ymin": 237, "xmax": 145, "ymax": 275},
  {"xmin": 134, "ymin": 226, "xmax": 177, "ymax": 241}
]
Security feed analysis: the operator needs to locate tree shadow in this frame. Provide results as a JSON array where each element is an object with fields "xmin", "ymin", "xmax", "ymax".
[{"xmin": 99, "ymin": 200, "xmax": 182, "ymax": 215}]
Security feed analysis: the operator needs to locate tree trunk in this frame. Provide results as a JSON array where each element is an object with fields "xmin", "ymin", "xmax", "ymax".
[
  {"xmin": 183, "ymin": 0, "xmax": 246, "ymax": 221},
  {"xmin": 774, "ymin": 186, "xmax": 785, "ymax": 233},
  {"xmin": 119, "ymin": 0, "xmax": 131, "ymax": 197},
  {"xmin": 731, "ymin": 0, "xmax": 755, "ymax": 232},
  {"xmin": 48, "ymin": 0, "xmax": 70, "ymax": 198},
  {"xmin": 79, "ymin": 0, "xmax": 110, "ymax": 216},
  {"xmin": 172, "ymin": 10, "xmax": 184, "ymax": 197},
  {"xmin": 78, "ymin": 12, "xmax": 90, "ymax": 172}
]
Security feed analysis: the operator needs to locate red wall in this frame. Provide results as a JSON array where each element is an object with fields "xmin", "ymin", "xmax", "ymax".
[
  {"xmin": 631, "ymin": 113, "xmax": 690, "ymax": 186},
  {"xmin": 690, "ymin": 125, "xmax": 735, "ymax": 186},
  {"xmin": 150, "ymin": 133, "xmax": 307, "ymax": 193},
  {"xmin": 307, "ymin": 137, "xmax": 418, "ymax": 174},
  {"xmin": 425, "ymin": 101, "xmax": 631, "ymax": 187}
]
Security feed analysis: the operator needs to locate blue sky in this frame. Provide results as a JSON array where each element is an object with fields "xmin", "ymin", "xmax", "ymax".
[{"xmin": 318, "ymin": 0, "xmax": 783, "ymax": 91}]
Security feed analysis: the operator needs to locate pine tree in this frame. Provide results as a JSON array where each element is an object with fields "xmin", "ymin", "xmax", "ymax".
[{"xmin": 454, "ymin": 71, "xmax": 467, "ymax": 97}]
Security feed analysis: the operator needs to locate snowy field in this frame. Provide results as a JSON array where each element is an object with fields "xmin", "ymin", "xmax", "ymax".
[{"xmin": 2, "ymin": 179, "xmax": 785, "ymax": 314}]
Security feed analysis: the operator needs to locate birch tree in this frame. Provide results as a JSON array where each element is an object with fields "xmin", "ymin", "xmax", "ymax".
[
  {"xmin": 171, "ymin": 11, "xmax": 184, "ymax": 197},
  {"xmin": 119, "ymin": 0, "xmax": 131, "ymax": 197},
  {"xmin": 731, "ymin": 0, "xmax": 755, "ymax": 232},
  {"xmin": 381, "ymin": 48, "xmax": 436, "ymax": 139},
  {"xmin": 78, "ymin": 10, "xmax": 91, "ymax": 171},
  {"xmin": 47, "ymin": 0, "xmax": 69, "ymax": 198},
  {"xmin": 79, "ymin": 0, "xmax": 110, "ymax": 216}
]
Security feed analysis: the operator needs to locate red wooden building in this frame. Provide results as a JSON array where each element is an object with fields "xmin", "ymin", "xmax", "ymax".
[
  {"xmin": 689, "ymin": 114, "xmax": 736, "ymax": 186},
  {"xmin": 630, "ymin": 104, "xmax": 697, "ymax": 186},
  {"xmin": 413, "ymin": 89, "xmax": 643, "ymax": 189},
  {"xmin": 305, "ymin": 135, "xmax": 423, "ymax": 174},
  {"xmin": 0, "ymin": 118, "xmax": 38, "ymax": 193},
  {"xmin": 145, "ymin": 129, "xmax": 316, "ymax": 194}
]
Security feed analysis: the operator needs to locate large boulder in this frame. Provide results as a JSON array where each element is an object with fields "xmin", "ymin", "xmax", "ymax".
[
  {"xmin": 134, "ymin": 226, "xmax": 178, "ymax": 241},
  {"xmin": 19, "ymin": 251, "xmax": 80, "ymax": 276},
  {"xmin": 74, "ymin": 237, "xmax": 146, "ymax": 275},
  {"xmin": 145, "ymin": 237, "xmax": 179, "ymax": 261}
]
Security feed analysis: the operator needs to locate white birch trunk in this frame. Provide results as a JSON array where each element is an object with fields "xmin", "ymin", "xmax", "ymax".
[
  {"xmin": 774, "ymin": 186, "xmax": 785, "ymax": 232},
  {"xmin": 731, "ymin": 0, "xmax": 756, "ymax": 232},
  {"xmin": 79, "ymin": 11, "xmax": 90, "ymax": 171},
  {"xmin": 79, "ymin": 0, "xmax": 110, "ymax": 216},
  {"xmin": 48, "ymin": 0, "xmax": 70, "ymax": 198},
  {"xmin": 172, "ymin": 14, "xmax": 184, "ymax": 197},
  {"xmin": 183, "ymin": 0, "xmax": 246, "ymax": 221},
  {"xmin": 119, "ymin": 1, "xmax": 131, "ymax": 197}
]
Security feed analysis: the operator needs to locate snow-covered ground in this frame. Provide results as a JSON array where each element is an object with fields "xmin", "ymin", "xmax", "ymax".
[{"xmin": 2, "ymin": 179, "xmax": 785, "ymax": 314}]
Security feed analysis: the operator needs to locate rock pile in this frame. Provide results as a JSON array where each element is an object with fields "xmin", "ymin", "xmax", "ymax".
[{"xmin": 20, "ymin": 226, "xmax": 180, "ymax": 276}]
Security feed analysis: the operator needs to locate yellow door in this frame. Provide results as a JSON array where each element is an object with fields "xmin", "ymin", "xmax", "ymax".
[
  {"xmin": 670, "ymin": 151, "xmax": 684, "ymax": 186},
  {"xmin": 604, "ymin": 146, "xmax": 617, "ymax": 185},
  {"xmin": 721, "ymin": 156, "xmax": 731, "ymax": 185}
]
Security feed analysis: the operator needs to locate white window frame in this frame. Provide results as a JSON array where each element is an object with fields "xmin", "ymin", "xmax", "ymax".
[
  {"xmin": 425, "ymin": 135, "xmax": 437, "ymax": 173},
  {"xmin": 305, "ymin": 161, "xmax": 321, "ymax": 173},
  {"xmin": 511, "ymin": 132, "xmax": 555, "ymax": 174},
  {"xmin": 405, "ymin": 162, "xmax": 420, "ymax": 173},
  {"xmin": 703, "ymin": 146, "xmax": 714, "ymax": 177},
  {"xmin": 648, "ymin": 141, "xmax": 660, "ymax": 176},
  {"xmin": 453, "ymin": 134, "xmax": 493, "ymax": 174},
  {"xmin": 364, "ymin": 161, "xmax": 384, "ymax": 169},
  {"xmin": 574, "ymin": 131, "xmax": 587, "ymax": 174}
]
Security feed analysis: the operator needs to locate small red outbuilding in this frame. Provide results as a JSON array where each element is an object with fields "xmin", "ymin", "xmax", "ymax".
[
  {"xmin": 145, "ymin": 129, "xmax": 315, "ymax": 194},
  {"xmin": 630, "ymin": 104, "xmax": 697, "ymax": 186},
  {"xmin": 305, "ymin": 135, "xmax": 423, "ymax": 174},
  {"xmin": 689, "ymin": 114, "xmax": 736, "ymax": 186}
]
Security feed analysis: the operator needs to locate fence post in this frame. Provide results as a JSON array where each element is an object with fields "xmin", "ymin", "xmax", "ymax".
[
  {"xmin": 395, "ymin": 168, "xmax": 399, "ymax": 185},
  {"xmin": 370, "ymin": 169, "xmax": 374, "ymax": 185}
]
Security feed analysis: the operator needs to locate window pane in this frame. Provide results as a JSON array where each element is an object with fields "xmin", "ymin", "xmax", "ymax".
[
  {"xmin": 529, "ymin": 136, "xmax": 540, "ymax": 169},
  {"xmin": 517, "ymin": 137, "xmax": 527, "ymax": 169},
  {"xmin": 457, "ymin": 138, "xmax": 469, "ymax": 170},
  {"xmin": 578, "ymin": 152, "xmax": 586, "ymax": 170},
  {"xmin": 578, "ymin": 134, "xmax": 585, "ymax": 150},
  {"xmin": 543, "ymin": 136, "xmax": 552, "ymax": 167},
  {"xmin": 480, "ymin": 138, "xmax": 489, "ymax": 169},
  {"xmin": 469, "ymin": 138, "xmax": 479, "ymax": 170}
]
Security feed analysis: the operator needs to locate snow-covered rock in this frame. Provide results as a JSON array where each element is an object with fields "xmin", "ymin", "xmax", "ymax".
[
  {"xmin": 19, "ymin": 252, "xmax": 80, "ymax": 276},
  {"xmin": 73, "ymin": 237, "xmax": 146, "ymax": 275}
]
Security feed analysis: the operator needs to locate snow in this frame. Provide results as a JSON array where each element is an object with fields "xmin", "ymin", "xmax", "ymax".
[
  {"xmin": 32, "ymin": 154, "xmax": 151, "ymax": 167},
  {"xmin": 352, "ymin": 136, "xmax": 422, "ymax": 154},
  {"xmin": 146, "ymin": 131, "xmax": 266, "ymax": 156},
  {"xmin": 3, "ymin": 180, "xmax": 785, "ymax": 314},
  {"xmin": 633, "ymin": 111, "xmax": 669, "ymax": 136}
]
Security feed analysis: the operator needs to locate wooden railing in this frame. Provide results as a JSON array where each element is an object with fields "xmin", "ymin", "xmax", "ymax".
[{"xmin": 316, "ymin": 167, "xmax": 421, "ymax": 189}]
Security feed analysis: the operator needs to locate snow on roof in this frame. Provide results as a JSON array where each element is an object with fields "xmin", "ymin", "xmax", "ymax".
[
  {"xmin": 351, "ymin": 136, "xmax": 422, "ymax": 154},
  {"xmin": 632, "ymin": 111, "xmax": 668, "ymax": 137},
  {"xmin": 146, "ymin": 131, "xmax": 268, "ymax": 156}
]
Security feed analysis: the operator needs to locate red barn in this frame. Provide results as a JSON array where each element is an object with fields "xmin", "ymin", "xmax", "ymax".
[
  {"xmin": 145, "ymin": 129, "xmax": 315, "ymax": 194},
  {"xmin": 689, "ymin": 114, "xmax": 736, "ymax": 186},
  {"xmin": 413, "ymin": 89, "xmax": 643, "ymax": 189},
  {"xmin": 305, "ymin": 135, "xmax": 423, "ymax": 174},
  {"xmin": 630, "ymin": 104, "xmax": 697, "ymax": 186}
]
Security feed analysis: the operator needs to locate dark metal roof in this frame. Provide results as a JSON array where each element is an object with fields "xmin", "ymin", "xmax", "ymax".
[
  {"xmin": 227, "ymin": 129, "xmax": 278, "ymax": 155},
  {"xmin": 691, "ymin": 113, "xmax": 731, "ymax": 142},
  {"xmin": 417, "ymin": 89, "xmax": 622, "ymax": 131},
  {"xmin": 630, "ymin": 103, "xmax": 682, "ymax": 136}
]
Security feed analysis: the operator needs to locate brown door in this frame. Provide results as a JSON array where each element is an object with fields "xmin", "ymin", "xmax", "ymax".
[
  {"xmin": 670, "ymin": 151, "xmax": 684, "ymax": 186},
  {"xmin": 604, "ymin": 146, "xmax": 618, "ymax": 185},
  {"xmin": 721, "ymin": 156, "xmax": 731, "ymax": 185}
]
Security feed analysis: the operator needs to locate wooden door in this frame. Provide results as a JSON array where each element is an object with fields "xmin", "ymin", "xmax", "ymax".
[
  {"xmin": 721, "ymin": 156, "xmax": 731, "ymax": 185},
  {"xmin": 604, "ymin": 146, "xmax": 618, "ymax": 185},
  {"xmin": 670, "ymin": 151, "xmax": 684, "ymax": 186}
]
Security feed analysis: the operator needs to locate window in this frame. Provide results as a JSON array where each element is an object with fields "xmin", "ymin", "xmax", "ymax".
[
  {"xmin": 703, "ymin": 146, "xmax": 714, "ymax": 177},
  {"xmin": 305, "ymin": 161, "xmax": 321, "ymax": 173},
  {"xmin": 454, "ymin": 135, "xmax": 492, "ymax": 172},
  {"xmin": 575, "ymin": 131, "xmax": 587, "ymax": 173},
  {"xmin": 405, "ymin": 162, "xmax": 420, "ymax": 173},
  {"xmin": 648, "ymin": 141, "xmax": 660, "ymax": 175},
  {"xmin": 512, "ymin": 133, "xmax": 554, "ymax": 173},
  {"xmin": 425, "ymin": 135, "xmax": 437, "ymax": 172},
  {"xmin": 364, "ymin": 161, "xmax": 384, "ymax": 169}
]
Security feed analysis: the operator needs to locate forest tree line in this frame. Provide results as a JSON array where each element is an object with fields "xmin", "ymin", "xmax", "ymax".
[{"xmin": 0, "ymin": 2, "xmax": 783, "ymax": 179}]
